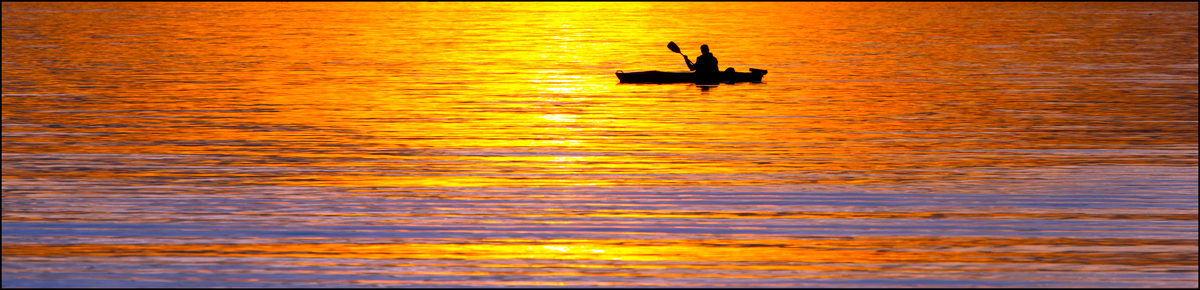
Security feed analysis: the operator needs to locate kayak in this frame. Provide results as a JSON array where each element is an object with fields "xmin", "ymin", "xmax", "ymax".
[{"xmin": 615, "ymin": 68, "xmax": 767, "ymax": 84}]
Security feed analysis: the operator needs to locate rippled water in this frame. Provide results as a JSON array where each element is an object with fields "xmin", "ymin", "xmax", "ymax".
[{"xmin": 3, "ymin": 2, "xmax": 1197, "ymax": 287}]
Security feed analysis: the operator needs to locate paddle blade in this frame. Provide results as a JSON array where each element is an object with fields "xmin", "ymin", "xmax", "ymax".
[{"xmin": 667, "ymin": 41, "xmax": 681, "ymax": 54}]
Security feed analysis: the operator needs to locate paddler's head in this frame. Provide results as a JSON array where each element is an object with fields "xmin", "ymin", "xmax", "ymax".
[{"xmin": 700, "ymin": 44, "xmax": 710, "ymax": 54}]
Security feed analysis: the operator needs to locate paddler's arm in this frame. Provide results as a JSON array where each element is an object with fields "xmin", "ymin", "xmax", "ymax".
[{"xmin": 684, "ymin": 55, "xmax": 695, "ymax": 71}]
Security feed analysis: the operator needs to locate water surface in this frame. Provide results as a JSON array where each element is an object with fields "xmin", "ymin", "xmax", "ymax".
[{"xmin": 3, "ymin": 2, "xmax": 1197, "ymax": 287}]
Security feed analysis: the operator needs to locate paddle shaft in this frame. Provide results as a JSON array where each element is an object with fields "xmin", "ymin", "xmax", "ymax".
[{"xmin": 668, "ymin": 41, "xmax": 692, "ymax": 66}]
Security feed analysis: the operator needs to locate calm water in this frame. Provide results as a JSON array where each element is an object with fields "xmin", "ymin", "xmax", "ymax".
[{"xmin": 3, "ymin": 2, "xmax": 1197, "ymax": 287}]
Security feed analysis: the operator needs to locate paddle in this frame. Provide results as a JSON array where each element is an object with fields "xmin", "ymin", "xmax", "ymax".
[
  {"xmin": 668, "ymin": 41, "xmax": 683, "ymax": 55},
  {"xmin": 669, "ymin": 41, "xmax": 692, "ymax": 68}
]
